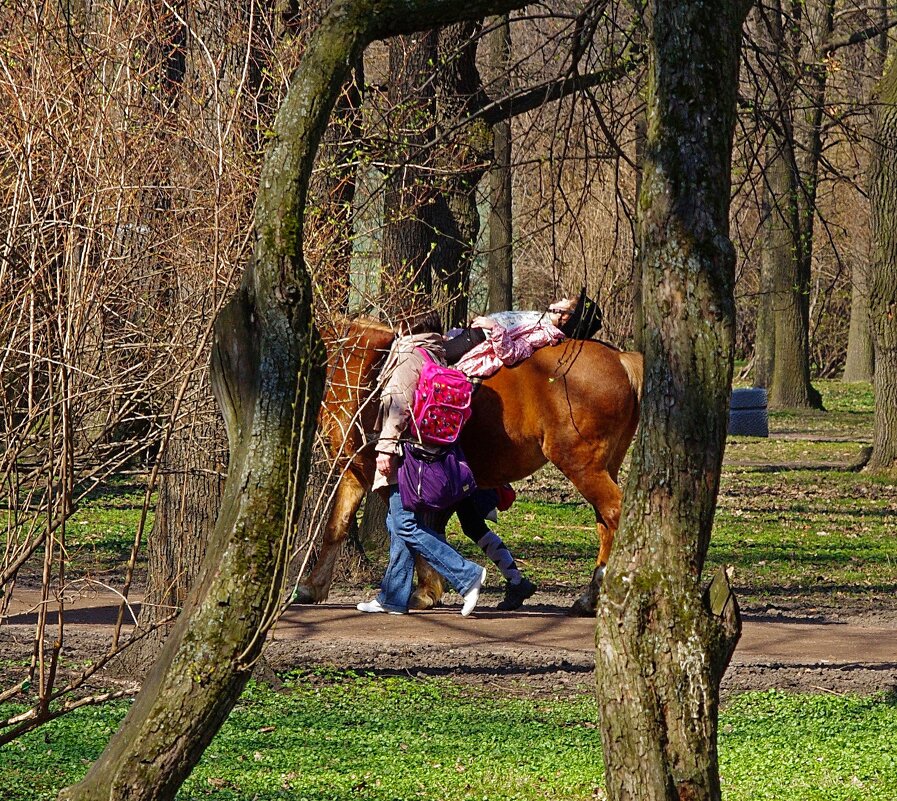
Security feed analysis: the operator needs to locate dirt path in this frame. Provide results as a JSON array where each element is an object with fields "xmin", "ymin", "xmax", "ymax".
[{"xmin": 4, "ymin": 590, "xmax": 895, "ymax": 697}]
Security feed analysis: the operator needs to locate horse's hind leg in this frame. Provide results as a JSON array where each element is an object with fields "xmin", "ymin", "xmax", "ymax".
[
  {"xmin": 561, "ymin": 468, "xmax": 622, "ymax": 617},
  {"xmin": 292, "ymin": 469, "xmax": 366, "ymax": 603},
  {"xmin": 409, "ymin": 509, "xmax": 451, "ymax": 610},
  {"xmin": 410, "ymin": 556, "xmax": 445, "ymax": 609}
]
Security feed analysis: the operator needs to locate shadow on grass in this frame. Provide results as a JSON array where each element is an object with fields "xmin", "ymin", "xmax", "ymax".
[{"xmin": 723, "ymin": 581, "xmax": 897, "ymax": 600}]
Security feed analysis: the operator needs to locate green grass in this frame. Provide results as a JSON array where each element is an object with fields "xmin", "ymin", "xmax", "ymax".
[
  {"xmin": 0, "ymin": 479, "xmax": 151, "ymax": 582},
  {"xmin": 1, "ymin": 676, "xmax": 895, "ymax": 800},
  {"xmin": 472, "ymin": 474, "xmax": 897, "ymax": 606}
]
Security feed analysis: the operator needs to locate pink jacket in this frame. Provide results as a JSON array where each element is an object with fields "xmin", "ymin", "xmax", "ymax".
[{"xmin": 452, "ymin": 319, "xmax": 565, "ymax": 378}]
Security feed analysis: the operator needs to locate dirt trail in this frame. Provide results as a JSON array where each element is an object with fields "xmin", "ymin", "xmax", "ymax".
[{"xmin": 4, "ymin": 590, "xmax": 895, "ymax": 696}]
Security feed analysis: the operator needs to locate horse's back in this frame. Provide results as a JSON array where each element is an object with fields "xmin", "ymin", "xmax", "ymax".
[{"xmin": 461, "ymin": 340, "xmax": 641, "ymax": 484}]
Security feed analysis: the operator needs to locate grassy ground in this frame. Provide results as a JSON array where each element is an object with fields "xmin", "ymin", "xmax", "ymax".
[{"xmin": 1, "ymin": 674, "xmax": 895, "ymax": 801}]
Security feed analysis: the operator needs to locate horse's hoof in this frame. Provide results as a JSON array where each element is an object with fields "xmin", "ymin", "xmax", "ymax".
[
  {"xmin": 409, "ymin": 589, "xmax": 440, "ymax": 610},
  {"xmin": 289, "ymin": 584, "xmax": 319, "ymax": 605},
  {"xmin": 568, "ymin": 595, "xmax": 597, "ymax": 617}
]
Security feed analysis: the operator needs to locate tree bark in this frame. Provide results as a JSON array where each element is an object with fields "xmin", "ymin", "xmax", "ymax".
[
  {"xmin": 58, "ymin": 2, "xmax": 529, "ymax": 796},
  {"xmin": 843, "ymin": 258, "xmax": 875, "ymax": 382},
  {"xmin": 756, "ymin": 0, "xmax": 826, "ymax": 409},
  {"xmin": 867, "ymin": 57, "xmax": 897, "ymax": 472},
  {"xmin": 844, "ymin": 20, "xmax": 887, "ymax": 383},
  {"xmin": 753, "ymin": 139, "xmax": 778, "ymax": 388},
  {"xmin": 380, "ymin": 31, "xmax": 440, "ymax": 310},
  {"xmin": 631, "ymin": 111, "xmax": 646, "ymax": 351},
  {"xmin": 429, "ymin": 21, "xmax": 491, "ymax": 327},
  {"xmin": 594, "ymin": 1, "xmax": 746, "ymax": 799},
  {"xmin": 126, "ymin": 398, "xmax": 226, "ymax": 670},
  {"xmin": 485, "ymin": 15, "xmax": 513, "ymax": 314}
]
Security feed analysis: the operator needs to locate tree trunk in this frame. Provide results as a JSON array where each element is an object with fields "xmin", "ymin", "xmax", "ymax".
[
  {"xmin": 766, "ymin": 127, "xmax": 819, "ymax": 408},
  {"xmin": 485, "ymin": 15, "xmax": 513, "ymax": 314},
  {"xmin": 753, "ymin": 139, "xmax": 778, "ymax": 388},
  {"xmin": 58, "ymin": 2, "xmax": 529, "ymax": 796},
  {"xmin": 867, "ymin": 58, "xmax": 897, "ymax": 472},
  {"xmin": 380, "ymin": 31, "xmax": 440, "ymax": 310},
  {"xmin": 594, "ymin": 2, "xmax": 746, "ymax": 799},
  {"xmin": 380, "ymin": 23, "xmax": 490, "ymax": 328},
  {"xmin": 126, "ymin": 398, "xmax": 226, "ymax": 671},
  {"xmin": 430, "ymin": 21, "xmax": 490, "ymax": 327},
  {"xmin": 631, "ymin": 112, "xmax": 646, "ymax": 351},
  {"xmin": 757, "ymin": 0, "xmax": 826, "ymax": 409},
  {"xmin": 843, "ymin": 259, "xmax": 875, "ymax": 381},
  {"xmin": 844, "ymin": 22, "xmax": 887, "ymax": 383}
]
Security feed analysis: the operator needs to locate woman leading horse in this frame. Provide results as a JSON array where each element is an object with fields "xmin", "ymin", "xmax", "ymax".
[{"xmin": 297, "ymin": 317, "xmax": 642, "ymax": 616}]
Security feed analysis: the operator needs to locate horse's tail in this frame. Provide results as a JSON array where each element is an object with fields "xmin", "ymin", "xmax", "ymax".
[{"xmin": 618, "ymin": 351, "xmax": 644, "ymax": 401}]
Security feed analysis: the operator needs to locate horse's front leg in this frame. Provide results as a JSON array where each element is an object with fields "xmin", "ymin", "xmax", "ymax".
[{"xmin": 292, "ymin": 470, "xmax": 366, "ymax": 603}]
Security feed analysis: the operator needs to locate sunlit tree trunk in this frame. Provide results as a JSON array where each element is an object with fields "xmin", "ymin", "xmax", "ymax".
[
  {"xmin": 755, "ymin": 0, "xmax": 827, "ymax": 409},
  {"xmin": 843, "ymin": 260, "xmax": 875, "ymax": 382},
  {"xmin": 867, "ymin": 57, "xmax": 897, "ymax": 473},
  {"xmin": 594, "ymin": 1, "xmax": 746, "ymax": 798},
  {"xmin": 754, "ymin": 141, "xmax": 779, "ymax": 389}
]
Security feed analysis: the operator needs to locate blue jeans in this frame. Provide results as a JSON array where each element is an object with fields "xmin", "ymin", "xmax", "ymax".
[{"xmin": 377, "ymin": 485, "xmax": 484, "ymax": 613}]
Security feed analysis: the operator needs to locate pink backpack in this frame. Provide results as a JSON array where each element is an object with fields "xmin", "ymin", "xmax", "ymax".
[{"xmin": 411, "ymin": 348, "xmax": 473, "ymax": 445}]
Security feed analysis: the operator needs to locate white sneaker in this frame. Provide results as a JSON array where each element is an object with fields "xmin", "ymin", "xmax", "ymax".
[
  {"xmin": 356, "ymin": 599, "xmax": 405, "ymax": 615},
  {"xmin": 461, "ymin": 567, "xmax": 487, "ymax": 617}
]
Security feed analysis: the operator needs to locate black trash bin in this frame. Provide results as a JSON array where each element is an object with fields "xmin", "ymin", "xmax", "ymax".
[{"xmin": 728, "ymin": 388, "xmax": 768, "ymax": 437}]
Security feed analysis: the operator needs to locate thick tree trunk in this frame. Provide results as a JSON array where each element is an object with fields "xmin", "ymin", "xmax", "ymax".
[
  {"xmin": 594, "ymin": 2, "xmax": 746, "ymax": 799},
  {"xmin": 58, "ymin": 3, "xmax": 528, "ymax": 797},
  {"xmin": 381, "ymin": 23, "xmax": 490, "ymax": 328},
  {"xmin": 380, "ymin": 32, "xmax": 440, "ymax": 309},
  {"xmin": 485, "ymin": 15, "xmax": 513, "ymax": 314},
  {"xmin": 767, "ymin": 130, "xmax": 818, "ymax": 408},
  {"xmin": 757, "ymin": 0, "xmax": 826, "ymax": 409},
  {"xmin": 430, "ymin": 22, "xmax": 490, "ymax": 327},
  {"xmin": 867, "ymin": 59, "xmax": 897, "ymax": 472},
  {"xmin": 125, "ymin": 403, "xmax": 226, "ymax": 671}
]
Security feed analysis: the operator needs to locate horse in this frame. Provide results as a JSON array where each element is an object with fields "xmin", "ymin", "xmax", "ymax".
[{"xmin": 295, "ymin": 317, "xmax": 643, "ymax": 616}]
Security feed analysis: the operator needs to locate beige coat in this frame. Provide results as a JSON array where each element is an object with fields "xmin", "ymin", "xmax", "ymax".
[{"xmin": 372, "ymin": 332, "xmax": 446, "ymax": 490}]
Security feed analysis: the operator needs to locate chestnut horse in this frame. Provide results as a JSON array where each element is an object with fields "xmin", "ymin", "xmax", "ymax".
[{"xmin": 295, "ymin": 317, "xmax": 642, "ymax": 615}]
